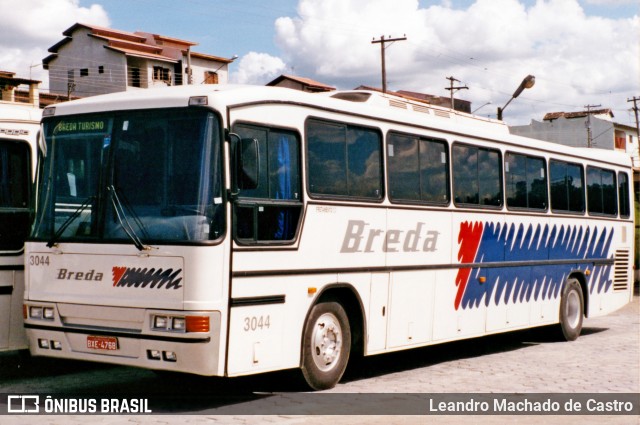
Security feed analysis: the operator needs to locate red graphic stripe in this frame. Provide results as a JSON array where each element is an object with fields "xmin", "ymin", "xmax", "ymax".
[
  {"xmin": 112, "ymin": 266, "xmax": 126, "ymax": 287},
  {"xmin": 454, "ymin": 221, "xmax": 483, "ymax": 310}
]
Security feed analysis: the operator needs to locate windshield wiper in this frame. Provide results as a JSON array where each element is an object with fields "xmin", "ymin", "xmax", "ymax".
[
  {"xmin": 46, "ymin": 196, "xmax": 94, "ymax": 248},
  {"xmin": 108, "ymin": 185, "xmax": 151, "ymax": 251}
]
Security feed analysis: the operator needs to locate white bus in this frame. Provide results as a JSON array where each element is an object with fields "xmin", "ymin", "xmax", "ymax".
[
  {"xmin": 0, "ymin": 101, "xmax": 40, "ymax": 351},
  {"xmin": 24, "ymin": 85, "xmax": 634, "ymax": 389}
]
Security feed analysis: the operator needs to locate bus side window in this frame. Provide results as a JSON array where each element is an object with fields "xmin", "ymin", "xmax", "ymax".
[
  {"xmin": 307, "ymin": 118, "xmax": 382, "ymax": 200},
  {"xmin": 505, "ymin": 152, "xmax": 547, "ymax": 211},
  {"xmin": 618, "ymin": 172, "xmax": 630, "ymax": 218},
  {"xmin": 452, "ymin": 143, "xmax": 502, "ymax": 208},
  {"xmin": 387, "ymin": 131, "xmax": 449, "ymax": 205},
  {"xmin": 586, "ymin": 166, "xmax": 617, "ymax": 216},
  {"xmin": 233, "ymin": 123, "xmax": 302, "ymax": 244},
  {"xmin": 550, "ymin": 159, "xmax": 585, "ymax": 213}
]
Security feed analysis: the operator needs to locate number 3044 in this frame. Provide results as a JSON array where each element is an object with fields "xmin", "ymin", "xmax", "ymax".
[
  {"xmin": 243, "ymin": 316, "xmax": 270, "ymax": 331},
  {"xmin": 29, "ymin": 255, "xmax": 50, "ymax": 266}
]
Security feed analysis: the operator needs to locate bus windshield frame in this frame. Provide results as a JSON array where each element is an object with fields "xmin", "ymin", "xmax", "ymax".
[{"xmin": 32, "ymin": 107, "xmax": 225, "ymax": 246}]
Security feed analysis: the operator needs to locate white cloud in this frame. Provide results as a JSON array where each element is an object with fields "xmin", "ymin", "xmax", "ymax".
[
  {"xmin": 264, "ymin": 0, "xmax": 639, "ymax": 125},
  {"xmin": 583, "ymin": 0, "xmax": 637, "ymax": 5},
  {"xmin": 0, "ymin": 0, "xmax": 109, "ymax": 86},
  {"xmin": 231, "ymin": 51, "xmax": 287, "ymax": 85}
]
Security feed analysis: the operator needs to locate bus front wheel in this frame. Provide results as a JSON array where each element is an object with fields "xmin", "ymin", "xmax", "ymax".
[
  {"xmin": 558, "ymin": 278, "xmax": 584, "ymax": 341},
  {"xmin": 301, "ymin": 301, "xmax": 351, "ymax": 390}
]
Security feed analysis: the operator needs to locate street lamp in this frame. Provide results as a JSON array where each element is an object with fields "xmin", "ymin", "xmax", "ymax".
[
  {"xmin": 472, "ymin": 101, "xmax": 491, "ymax": 114},
  {"xmin": 497, "ymin": 74, "xmax": 535, "ymax": 120}
]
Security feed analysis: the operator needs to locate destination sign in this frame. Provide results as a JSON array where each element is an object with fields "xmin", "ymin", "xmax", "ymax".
[{"xmin": 53, "ymin": 120, "xmax": 107, "ymax": 134}]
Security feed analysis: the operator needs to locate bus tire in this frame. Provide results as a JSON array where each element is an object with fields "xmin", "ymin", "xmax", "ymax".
[
  {"xmin": 301, "ymin": 301, "xmax": 351, "ymax": 390},
  {"xmin": 558, "ymin": 278, "xmax": 584, "ymax": 341}
]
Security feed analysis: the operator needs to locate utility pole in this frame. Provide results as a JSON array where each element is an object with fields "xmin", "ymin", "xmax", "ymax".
[
  {"xmin": 445, "ymin": 76, "xmax": 468, "ymax": 110},
  {"xmin": 627, "ymin": 96, "xmax": 640, "ymax": 165},
  {"xmin": 67, "ymin": 82, "xmax": 75, "ymax": 101},
  {"xmin": 371, "ymin": 35, "xmax": 407, "ymax": 93},
  {"xmin": 584, "ymin": 104, "xmax": 601, "ymax": 148}
]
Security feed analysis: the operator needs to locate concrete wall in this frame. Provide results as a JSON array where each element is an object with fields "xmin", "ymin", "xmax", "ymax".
[
  {"xmin": 188, "ymin": 56, "xmax": 229, "ymax": 85},
  {"xmin": 510, "ymin": 117, "xmax": 615, "ymax": 150}
]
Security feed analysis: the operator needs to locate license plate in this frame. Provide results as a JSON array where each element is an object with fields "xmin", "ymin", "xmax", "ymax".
[{"xmin": 87, "ymin": 335, "xmax": 118, "ymax": 351}]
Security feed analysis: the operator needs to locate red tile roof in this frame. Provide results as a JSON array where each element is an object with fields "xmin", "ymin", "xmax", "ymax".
[
  {"xmin": 48, "ymin": 22, "xmax": 200, "ymax": 65},
  {"xmin": 267, "ymin": 74, "xmax": 335, "ymax": 91},
  {"xmin": 543, "ymin": 109, "xmax": 614, "ymax": 120}
]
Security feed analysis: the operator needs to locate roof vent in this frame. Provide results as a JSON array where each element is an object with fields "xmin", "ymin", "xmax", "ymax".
[
  {"xmin": 412, "ymin": 104, "xmax": 431, "ymax": 114},
  {"xmin": 331, "ymin": 92, "xmax": 372, "ymax": 102},
  {"xmin": 389, "ymin": 99, "xmax": 407, "ymax": 109}
]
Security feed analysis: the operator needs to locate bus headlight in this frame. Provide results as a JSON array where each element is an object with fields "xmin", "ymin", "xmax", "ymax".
[
  {"xmin": 172, "ymin": 317, "xmax": 186, "ymax": 331},
  {"xmin": 43, "ymin": 307, "xmax": 55, "ymax": 320},
  {"xmin": 30, "ymin": 306, "xmax": 43, "ymax": 319},
  {"xmin": 29, "ymin": 306, "xmax": 55, "ymax": 321},
  {"xmin": 151, "ymin": 314, "xmax": 209, "ymax": 333},
  {"xmin": 153, "ymin": 315, "xmax": 169, "ymax": 330}
]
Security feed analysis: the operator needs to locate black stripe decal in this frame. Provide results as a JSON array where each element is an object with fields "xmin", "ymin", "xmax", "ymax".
[
  {"xmin": 230, "ymin": 295, "xmax": 286, "ymax": 307},
  {"xmin": 24, "ymin": 324, "xmax": 211, "ymax": 344},
  {"xmin": 0, "ymin": 265, "xmax": 24, "ymax": 271},
  {"xmin": 0, "ymin": 286, "xmax": 13, "ymax": 295},
  {"xmin": 232, "ymin": 258, "xmax": 614, "ymax": 278}
]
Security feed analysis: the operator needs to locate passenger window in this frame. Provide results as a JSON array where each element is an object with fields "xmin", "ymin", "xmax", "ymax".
[
  {"xmin": 618, "ymin": 172, "xmax": 630, "ymax": 218},
  {"xmin": 306, "ymin": 118, "xmax": 382, "ymax": 200},
  {"xmin": 505, "ymin": 152, "xmax": 547, "ymax": 210},
  {"xmin": 549, "ymin": 160, "xmax": 585, "ymax": 213},
  {"xmin": 233, "ymin": 124, "xmax": 302, "ymax": 243},
  {"xmin": 387, "ymin": 132, "xmax": 449, "ymax": 204},
  {"xmin": 587, "ymin": 166, "xmax": 617, "ymax": 216},
  {"xmin": 452, "ymin": 143, "xmax": 502, "ymax": 207}
]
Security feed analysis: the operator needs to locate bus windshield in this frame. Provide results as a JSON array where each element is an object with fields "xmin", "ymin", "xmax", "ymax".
[{"xmin": 33, "ymin": 108, "xmax": 224, "ymax": 245}]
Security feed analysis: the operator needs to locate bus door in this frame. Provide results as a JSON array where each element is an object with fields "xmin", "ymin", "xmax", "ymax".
[{"xmin": 0, "ymin": 138, "xmax": 32, "ymax": 349}]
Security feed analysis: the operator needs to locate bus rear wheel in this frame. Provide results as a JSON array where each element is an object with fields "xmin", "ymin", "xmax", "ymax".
[
  {"xmin": 558, "ymin": 278, "xmax": 584, "ymax": 341},
  {"xmin": 301, "ymin": 301, "xmax": 351, "ymax": 390}
]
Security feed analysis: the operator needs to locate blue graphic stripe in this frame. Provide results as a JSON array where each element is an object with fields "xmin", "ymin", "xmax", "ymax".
[{"xmin": 460, "ymin": 223, "xmax": 613, "ymax": 310}]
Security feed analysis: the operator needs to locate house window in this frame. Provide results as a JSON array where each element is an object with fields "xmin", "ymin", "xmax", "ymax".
[
  {"xmin": 204, "ymin": 71, "xmax": 218, "ymax": 84},
  {"xmin": 130, "ymin": 67, "xmax": 141, "ymax": 88},
  {"xmin": 98, "ymin": 66, "xmax": 104, "ymax": 74},
  {"xmin": 153, "ymin": 66, "xmax": 171, "ymax": 83},
  {"xmin": 614, "ymin": 130, "xmax": 626, "ymax": 150},
  {"xmin": 80, "ymin": 68, "xmax": 88, "ymax": 77}
]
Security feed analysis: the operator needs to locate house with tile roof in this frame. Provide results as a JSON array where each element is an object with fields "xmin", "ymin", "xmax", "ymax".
[
  {"xmin": 266, "ymin": 75, "xmax": 336, "ymax": 93},
  {"xmin": 0, "ymin": 71, "xmax": 40, "ymax": 106},
  {"xmin": 43, "ymin": 23, "xmax": 235, "ymax": 98}
]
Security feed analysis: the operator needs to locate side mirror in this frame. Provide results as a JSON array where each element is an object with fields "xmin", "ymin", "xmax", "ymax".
[
  {"xmin": 229, "ymin": 133, "xmax": 259, "ymax": 194},
  {"xmin": 238, "ymin": 137, "xmax": 259, "ymax": 190}
]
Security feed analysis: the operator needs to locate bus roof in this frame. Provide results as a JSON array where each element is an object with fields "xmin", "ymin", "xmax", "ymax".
[
  {"xmin": 0, "ymin": 101, "xmax": 42, "ymax": 123},
  {"xmin": 43, "ymin": 84, "xmax": 632, "ymax": 168}
]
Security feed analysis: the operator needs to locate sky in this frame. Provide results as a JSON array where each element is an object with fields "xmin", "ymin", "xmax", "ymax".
[{"xmin": 0, "ymin": 0, "xmax": 638, "ymax": 126}]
